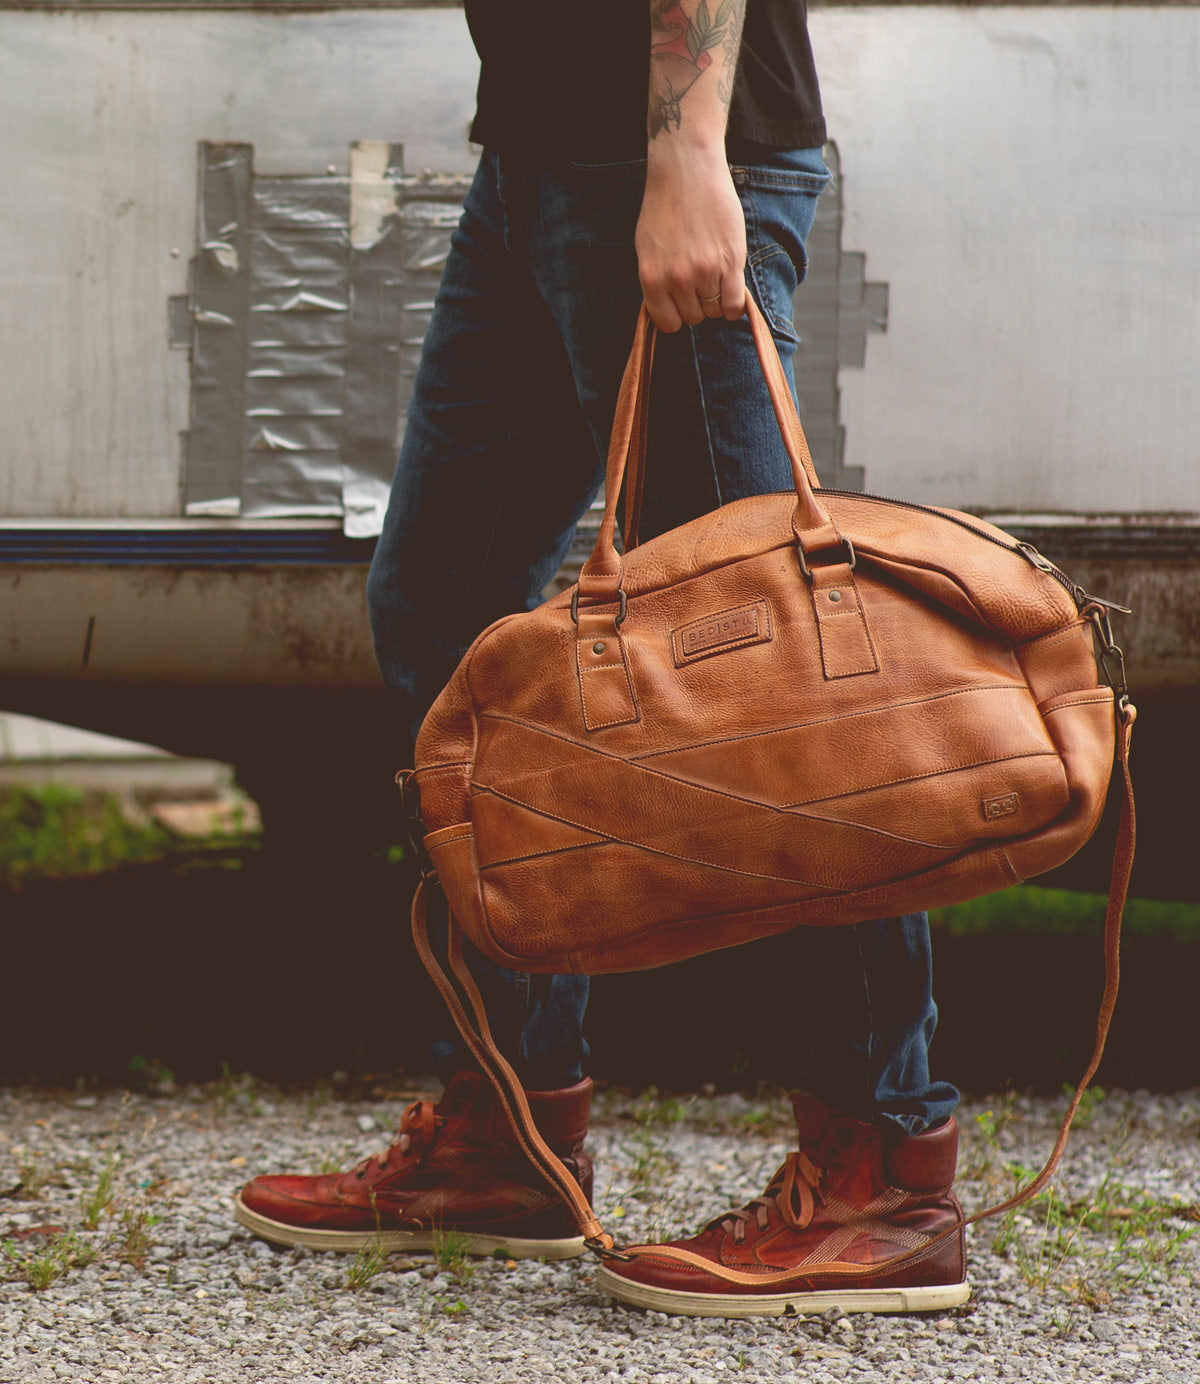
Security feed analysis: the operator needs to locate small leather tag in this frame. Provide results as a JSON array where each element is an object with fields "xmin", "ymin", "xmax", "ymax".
[
  {"xmin": 673, "ymin": 601, "xmax": 771, "ymax": 667},
  {"xmin": 576, "ymin": 612, "xmax": 639, "ymax": 731},
  {"xmin": 983, "ymin": 792, "xmax": 1020, "ymax": 821},
  {"xmin": 810, "ymin": 563, "xmax": 880, "ymax": 679}
]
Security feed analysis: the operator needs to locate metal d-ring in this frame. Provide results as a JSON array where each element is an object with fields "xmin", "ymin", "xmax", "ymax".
[
  {"xmin": 797, "ymin": 537, "xmax": 856, "ymax": 581},
  {"xmin": 571, "ymin": 587, "xmax": 628, "ymax": 626}
]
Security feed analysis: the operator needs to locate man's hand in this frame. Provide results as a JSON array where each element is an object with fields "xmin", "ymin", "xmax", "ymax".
[
  {"xmin": 638, "ymin": 0, "xmax": 748, "ymax": 332},
  {"xmin": 636, "ymin": 140, "xmax": 747, "ymax": 332}
]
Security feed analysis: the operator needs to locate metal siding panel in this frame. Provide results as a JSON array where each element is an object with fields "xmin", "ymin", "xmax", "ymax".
[{"xmin": 184, "ymin": 142, "xmax": 252, "ymax": 513}]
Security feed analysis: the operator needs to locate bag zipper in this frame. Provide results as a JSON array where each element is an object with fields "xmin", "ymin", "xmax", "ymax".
[{"xmin": 817, "ymin": 486, "xmax": 1123, "ymax": 613}]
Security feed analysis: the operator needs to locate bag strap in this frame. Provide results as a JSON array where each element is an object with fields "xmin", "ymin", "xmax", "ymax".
[
  {"xmin": 579, "ymin": 299, "xmax": 834, "ymax": 612},
  {"xmin": 409, "ymin": 882, "xmax": 615, "ymax": 1255},
  {"xmin": 410, "ymin": 701, "xmax": 1136, "ymax": 1280}
]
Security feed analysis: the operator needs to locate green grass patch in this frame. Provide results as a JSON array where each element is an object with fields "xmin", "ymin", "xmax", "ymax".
[
  {"xmin": 0, "ymin": 783, "xmax": 259, "ymax": 887},
  {"xmin": 0, "ymin": 784, "xmax": 175, "ymax": 886},
  {"xmin": 929, "ymin": 885, "xmax": 1200, "ymax": 944}
]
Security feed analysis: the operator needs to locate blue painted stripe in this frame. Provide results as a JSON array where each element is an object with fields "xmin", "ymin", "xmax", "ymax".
[{"xmin": 0, "ymin": 529, "xmax": 378, "ymax": 567}]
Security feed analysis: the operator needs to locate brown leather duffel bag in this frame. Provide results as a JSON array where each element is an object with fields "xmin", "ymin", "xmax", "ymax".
[
  {"xmin": 406, "ymin": 298, "xmax": 1135, "ymax": 1258},
  {"xmin": 413, "ymin": 298, "xmax": 1131, "ymax": 974}
]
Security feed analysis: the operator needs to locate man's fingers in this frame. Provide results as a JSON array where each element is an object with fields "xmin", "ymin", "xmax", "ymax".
[
  {"xmin": 720, "ymin": 277, "xmax": 747, "ymax": 321},
  {"xmin": 698, "ymin": 288, "xmax": 725, "ymax": 319},
  {"xmin": 642, "ymin": 280, "xmax": 684, "ymax": 333},
  {"xmin": 641, "ymin": 267, "xmax": 747, "ymax": 332}
]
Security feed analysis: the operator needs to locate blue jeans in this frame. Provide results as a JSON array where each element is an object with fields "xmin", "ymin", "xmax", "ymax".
[{"xmin": 367, "ymin": 146, "xmax": 959, "ymax": 1134}]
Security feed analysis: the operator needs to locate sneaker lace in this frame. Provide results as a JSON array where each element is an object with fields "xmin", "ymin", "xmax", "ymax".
[
  {"xmin": 353, "ymin": 1099, "xmax": 444, "ymax": 1179},
  {"xmin": 718, "ymin": 1150, "xmax": 824, "ymax": 1245}
]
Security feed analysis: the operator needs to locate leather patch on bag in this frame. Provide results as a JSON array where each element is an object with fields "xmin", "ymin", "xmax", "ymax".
[
  {"xmin": 673, "ymin": 601, "xmax": 771, "ymax": 667},
  {"xmin": 983, "ymin": 792, "xmax": 1020, "ymax": 821}
]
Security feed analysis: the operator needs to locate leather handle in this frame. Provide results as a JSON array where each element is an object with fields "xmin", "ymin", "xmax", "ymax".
[{"xmin": 577, "ymin": 297, "xmax": 833, "ymax": 611}]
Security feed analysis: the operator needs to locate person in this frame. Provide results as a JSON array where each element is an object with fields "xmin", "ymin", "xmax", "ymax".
[{"xmin": 236, "ymin": 0, "xmax": 967, "ymax": 1316}]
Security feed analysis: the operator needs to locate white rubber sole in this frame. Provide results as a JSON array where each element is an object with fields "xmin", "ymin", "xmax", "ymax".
[
  {"xmin": 233, "ymin": 1194, "xmax": 587, "ymax": 1260},
  {"xmin": 596, "ymin": 1265, "xmax": 971, "ymax": 1318}
]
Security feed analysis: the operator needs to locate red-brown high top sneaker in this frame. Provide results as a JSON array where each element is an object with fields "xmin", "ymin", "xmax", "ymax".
[
  {"xmin": 234, "ymin": 1070, "xmax": 592, "ymax": 1260},
  {"xmin": 597, "ymin": 1092, "xmax": 968, "ymax": 1317}
]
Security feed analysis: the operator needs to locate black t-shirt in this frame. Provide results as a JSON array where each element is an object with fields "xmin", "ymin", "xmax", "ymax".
[{"xmin": 464, "ymin": 0, "xmax": 827, "ymax": 162}]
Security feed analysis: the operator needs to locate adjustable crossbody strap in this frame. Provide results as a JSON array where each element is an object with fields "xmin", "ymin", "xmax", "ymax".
[
  {"xmin": 409, "ymin": 883, "xmax": 614, "ymax": 1253},
  {"xmin": 410, "ymin": 701, "xmax": 1135, "ymax": 1281}
]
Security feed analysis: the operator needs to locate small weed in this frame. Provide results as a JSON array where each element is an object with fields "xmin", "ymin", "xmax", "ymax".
[
  {"xmin": 1048, "ymin": 1305, "xmax": 1083, "ymax": 1340},
  {"xmin": 80, "ymin": 1152, "xmax": 120, "ymax": 1230},
  {"xmin": 303, "ymin": 1084, "xmax": 335, "ymax": 1121},
  {"xmin": 210, "ymin": 1063, "xmax": 263, "ymax": 1117},
  {"xmin": 962, "ymin": 1095, "xmax": 1021, "ymax": 1183},
  {"xmin": 441, "ymin": 1298, "xmax": 469, "ymax": 1317},
  {"xmin": 991, "ymin": 1174, "xmax": 1196, "ymax": 1305},
  {"xmin": 345, "ymin": 1191, "xmax": 392, "ymax": 1291},
  {"xmin": 642, "ymin": 1193, "xmax": 687, "ymax": 1246},
  {"xmin": 12, "ymin": 1153, "xmax": 67, "ymax": 1201},
  {"xmin": 126, "ymin": 1055, "xmax": 176, "ymax": 1095},
  {"xmin": 1064, "ymin": 1083, "xmax": 1106, "ymax": 1130},
  {"xmin": 632, "ymin": 1090, "xmax": 694, "ymax": 1128},
  {"xmin": 625, "ymin": 1129, "xmax": 676, "ymax": 1200},
  {"xmin": 432, "ymin": 1227, "xmax": 475, "ymax": 1284},
  {"xmin": 314, "ymin": 1144, "xmax": 351, "ymax": 1176},
  {"xmin": 115, "ymin": 1196, "xmax": 160, "ymax": 1270},
  {"xmin": 345, "ymin": 1235, "xmax": 390, "ymax": 1291},
  {"xmin": 2, "ymin": 1231, "xmax": 98, "ymax": 1291}
]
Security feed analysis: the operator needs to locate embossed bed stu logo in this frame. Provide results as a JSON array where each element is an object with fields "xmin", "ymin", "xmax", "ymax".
[
  {"xmin": 683, "ymin": 607, "xmax": 758, "ymax": 655},
  {"xmin": 983, "ymin": 792, "xmax": 1020, "ymax": 820},
  {"xmin": 673, "ymin": 601, "xmax": 772, "ymax": 666}
]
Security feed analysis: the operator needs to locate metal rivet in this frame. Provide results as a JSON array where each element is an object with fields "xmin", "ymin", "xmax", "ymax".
[
  {"xmin": 828, "ymin": 589, "xmax": 842, "ymax": 603},
  {"xmin": 592, "ymin": 641, "xmax": 607, "ymax": 655}
]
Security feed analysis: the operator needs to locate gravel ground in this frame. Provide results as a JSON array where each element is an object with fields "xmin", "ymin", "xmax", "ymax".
[{"xmin": 1, "ymin": 1078, "xmax": 1196, "ymax": 1384}]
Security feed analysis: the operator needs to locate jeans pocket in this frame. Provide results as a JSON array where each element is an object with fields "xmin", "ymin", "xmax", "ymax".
[{"xmin": 731, "ymin": 154, "xmax": 831, "ymax": 342}]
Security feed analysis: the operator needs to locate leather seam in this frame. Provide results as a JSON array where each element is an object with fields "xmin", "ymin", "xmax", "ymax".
[
  {"xmin": 997, "ymin": 843, "xmax": 1023, "ymax": 885},
  {"xmin": 568, "ymin": 847, "xmax": 1013, "ymax": 956},
  {"xmin": 629, "ymin": 685, "xmax": 1031, "ymax": 763},
  {"xmin": 1042, "ymin": 695, "xmax": 1113, "ymax": 716},
  {"xmin": 470, "ymin": 783, "xmax": 966, "ymax": 885},
  {"xmin": 477, "ymin": 684, "xmax": 1030, "ymax": 767},
  {"xmin": 781, "ymin": 749, "xmax": 1064, "ymax": 810},
  {"xmin": 474, "ymin": 704, "xmax": 1057, "ymax": 818},
  {"xmin": 1015, "ymin": 621, "xmax": 1091, "ymax": 652}
]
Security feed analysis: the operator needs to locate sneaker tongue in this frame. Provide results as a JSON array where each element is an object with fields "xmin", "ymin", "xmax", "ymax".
[
  {"xmin": 438, "ymin": 1069, "xmax": 486, "ymax": 1112},
  {"xmin": 790, "ymin": 1092, "xmax": 836, "ymax": 1152}
]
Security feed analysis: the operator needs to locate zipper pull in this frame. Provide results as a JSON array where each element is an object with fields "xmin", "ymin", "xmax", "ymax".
[
  {"xmin": 1080, "ymin": 592, "xmax": 1133, "ymax": 616},
  {"xmin": 1015, "ymin": 541, "xmax": 1057, "ymax": 572}
]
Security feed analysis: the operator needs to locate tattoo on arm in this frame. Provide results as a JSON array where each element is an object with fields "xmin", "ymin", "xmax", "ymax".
[{"xmin": 648, "ymin": 0, "xmax": 746, "ymax": 139}]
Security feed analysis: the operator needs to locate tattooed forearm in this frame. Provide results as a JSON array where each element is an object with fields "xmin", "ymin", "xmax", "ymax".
[{"xmin": 648, "ymin": 0, "xmax": 746, "ymax": 139}]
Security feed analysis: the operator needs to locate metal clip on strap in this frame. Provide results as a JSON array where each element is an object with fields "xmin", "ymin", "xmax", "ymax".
[
  {"xmin": 1086, "ymin": 604, "xmax": 1131, "ymax": 707},
  {"xmin": 395, "ymin": 770, "xmax": 437, "ymax": 884}
]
